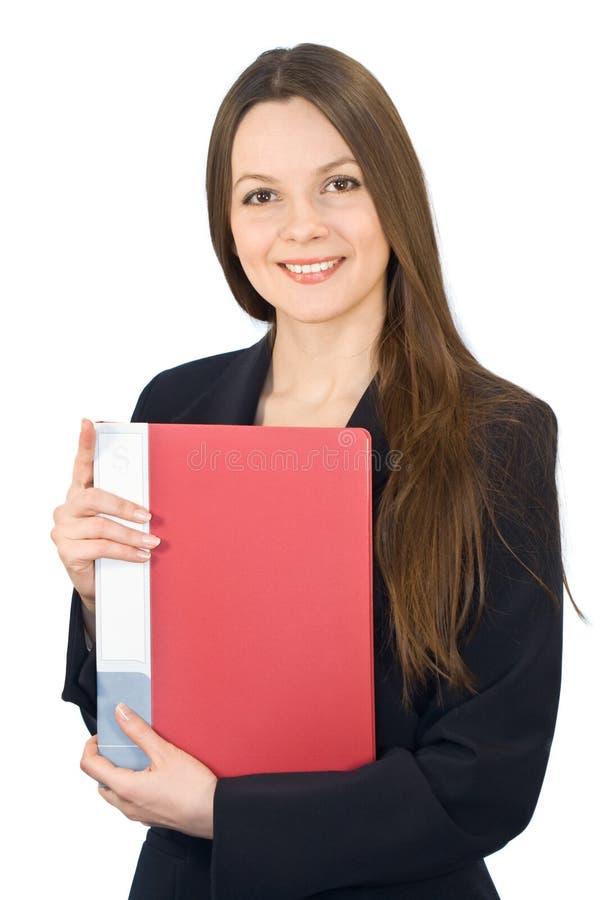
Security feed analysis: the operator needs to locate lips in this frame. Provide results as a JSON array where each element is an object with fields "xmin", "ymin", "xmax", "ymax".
[
  {"xmin": 278, "ymin": 256, "xmax": 346, "ymax": 284},
  {"xmin": 279, "ymin": 256, "xmax": 345, "ymax": 266}
]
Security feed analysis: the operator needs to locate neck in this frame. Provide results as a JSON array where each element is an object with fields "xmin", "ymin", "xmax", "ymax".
[{"xmin": 266, "ymin": 310, "xmax": 383, "ymax": 405}]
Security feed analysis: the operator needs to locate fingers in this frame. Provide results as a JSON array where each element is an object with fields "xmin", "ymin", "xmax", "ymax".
[
  {"xmin": 96, "ymin": 783, "xmax": 153, "ymax": 827},
  {"xmin": 51, "ymin": 489, "xmax": 158, "ymax": 561},
  {"xmin": 51, "ymin": 422, "xmax": 157, "ymax": 599},
  {"xmin": 61, "ymin": 485, "xmax": 151, "ymax": 529},
  {"xmin": 81, "ymin": 735, "xmax": 137, "ymax": 798},
  {"xmin": 56, "ymin": 537, "xmax": 155, "ymax": 572},
  {"xmin": 59, "ymin": 486, "xmax": 152, "ymax": 527},
  {"xmin": 56, "ymin": 513, "xmax": 159, "ymax": 551}
]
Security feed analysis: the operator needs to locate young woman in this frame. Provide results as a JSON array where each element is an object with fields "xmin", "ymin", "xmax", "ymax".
[{"xmin": 53, "ymin": 42, "xmax": 581, "ymax": 900}]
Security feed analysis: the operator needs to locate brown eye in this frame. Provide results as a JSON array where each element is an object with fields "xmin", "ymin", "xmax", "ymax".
[
  {"xmin": 243, "ymin": 188, "xmax": 277, "ymax": 205},
  {"xmin": 324, "ymin": 176, "xmax": 361, "ymax": 193}
]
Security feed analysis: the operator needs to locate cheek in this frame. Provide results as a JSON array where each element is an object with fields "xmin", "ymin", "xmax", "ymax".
[
  {"xmin": 331, "ymin": 202, "xmax": 386, "ymax": 248},
  {"xmin": 349, "ymin": 220, "xmax": 388, "ymax": 260},
  {"xmin": 231, "ymin": 219, "xmax": 273, "ymax": 265},
  {"xmin": 360, "ymin": 209, "xmax": 389, "ymax": 258}
]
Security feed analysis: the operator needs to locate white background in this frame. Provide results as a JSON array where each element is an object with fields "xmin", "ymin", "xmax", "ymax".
[{"xmin": 1, "ymin": 1, "xmax": 597, "ymax": 897}]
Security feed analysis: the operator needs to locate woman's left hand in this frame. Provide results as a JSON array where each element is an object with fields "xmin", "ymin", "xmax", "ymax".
[{"xmin": 80, "ymin": 703, "xmax": 218, "ymax": 839}]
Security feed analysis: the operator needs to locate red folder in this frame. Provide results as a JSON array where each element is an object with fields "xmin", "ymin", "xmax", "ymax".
[{"xmin": 94, "ymin": 423, "xmax": 374, "ymax": 777}]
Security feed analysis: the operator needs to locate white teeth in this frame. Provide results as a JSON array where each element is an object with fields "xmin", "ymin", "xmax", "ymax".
[{"xmin": 284, "ymin": 258, "xmax": 342, "ymax": 274}]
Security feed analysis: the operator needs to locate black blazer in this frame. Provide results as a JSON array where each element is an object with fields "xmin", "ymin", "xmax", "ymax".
[{"xmin": 62, "ymin": 331, "xmax": 563, "ymax": 900}]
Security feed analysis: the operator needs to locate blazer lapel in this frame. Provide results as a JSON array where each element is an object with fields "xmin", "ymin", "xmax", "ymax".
[{"xmin": 170, "ymin": 332, "xmax": 273, "ymax": 426}]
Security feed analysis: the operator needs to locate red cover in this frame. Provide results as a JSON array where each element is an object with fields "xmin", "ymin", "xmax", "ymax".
[{"xmin": 148, "ymin": 423, "xmax": 374, "ymax": 777}]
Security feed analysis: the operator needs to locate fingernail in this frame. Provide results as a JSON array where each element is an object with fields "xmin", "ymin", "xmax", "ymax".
[
  {"xmin": 116, "ymin": 703, "xmax": 131, "ymax": 720},
  {"xmin": 134, "ymin": 509, "xmax": 152, "ymax": 522}
]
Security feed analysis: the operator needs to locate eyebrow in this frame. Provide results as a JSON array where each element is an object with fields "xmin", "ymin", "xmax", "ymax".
[{"xmin": 232, "ymin": 156, "xmax": 360, "ymax": 191}]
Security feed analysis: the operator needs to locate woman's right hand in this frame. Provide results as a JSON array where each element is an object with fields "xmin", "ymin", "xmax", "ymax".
[{"xmin": 51, "ymin": 418, "xmax": 161, "ymax": 611}]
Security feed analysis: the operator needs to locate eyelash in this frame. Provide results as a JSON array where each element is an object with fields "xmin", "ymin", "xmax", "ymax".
[{"xmin": 241, "ymin": 175, "xmax": 361, "ymax": 206}]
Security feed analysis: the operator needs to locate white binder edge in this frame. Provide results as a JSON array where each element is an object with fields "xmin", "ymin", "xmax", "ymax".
[{"xmin": 94, "ymin": 422, "xmax": 152, "ymax": 769}]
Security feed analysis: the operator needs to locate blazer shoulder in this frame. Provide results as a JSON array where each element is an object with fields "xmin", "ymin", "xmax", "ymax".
[
  {"xmin": 485, "ymin": 392, "xmax": 558, "ymax": 480},
  {"xmin": 130, "ymin": 345, "xmax": 246, "ymax": 422},
  {"xmin": 466, "ymin": 370, "xmax": 559, "ymax": 467}
]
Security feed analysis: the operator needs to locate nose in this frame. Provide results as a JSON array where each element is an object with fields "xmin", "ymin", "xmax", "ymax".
[{"xmin": 278, "ymin": 194, "xmax": 329, "ymax": 243}]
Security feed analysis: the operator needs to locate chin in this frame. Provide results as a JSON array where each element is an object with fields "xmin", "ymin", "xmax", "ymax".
[{"xmin": 277, "ymin": 301, "xmax": 354, "ymax": 326}]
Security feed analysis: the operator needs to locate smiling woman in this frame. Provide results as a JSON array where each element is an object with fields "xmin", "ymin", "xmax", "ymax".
[{"xmin": 55, "ymin": 41, "xmax": 583, "ymax": 900}]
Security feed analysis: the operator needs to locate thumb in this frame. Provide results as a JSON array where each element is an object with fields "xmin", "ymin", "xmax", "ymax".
[
  {"xmin": 115, "ymin": 703, "xmax": 166, "ymax": 764},
  {"xmin": 71, "ymin": 417, "xmax": 96, "ymax": 490}
]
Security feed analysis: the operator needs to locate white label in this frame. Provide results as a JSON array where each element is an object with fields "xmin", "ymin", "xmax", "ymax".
[{"xmin": 94, "ymin": 425, "xmax": 150, "ymax": 674}]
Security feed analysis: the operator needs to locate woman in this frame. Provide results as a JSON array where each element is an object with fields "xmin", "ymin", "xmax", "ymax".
[{"xmin": 53, "ymin": 43, "xmax": 581, "ymax": 899}]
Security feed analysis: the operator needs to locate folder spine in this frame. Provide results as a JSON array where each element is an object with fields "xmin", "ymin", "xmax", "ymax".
[{"xmin": 94, "ymin": 423, "xmax": 152, "ymax": 770}]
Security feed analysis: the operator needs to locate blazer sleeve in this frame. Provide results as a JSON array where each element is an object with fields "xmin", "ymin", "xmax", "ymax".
[
  {"xmin": 61, "ymin": 374, "xmax": 160, "ymax": 736},
  {"xmin": 209, "ymin": 402, "xmax": 564, "ymax": 900}
]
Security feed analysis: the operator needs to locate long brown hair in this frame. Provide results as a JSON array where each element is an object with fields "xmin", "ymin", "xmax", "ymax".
[{"xmin": 205, "ymin": 43, "xmax": 584, "ymax": 710}]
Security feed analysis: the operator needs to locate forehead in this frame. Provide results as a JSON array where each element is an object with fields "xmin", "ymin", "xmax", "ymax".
[{"xmin": 231, "ymin": 97, "xmax": 352, "ymax": 172}]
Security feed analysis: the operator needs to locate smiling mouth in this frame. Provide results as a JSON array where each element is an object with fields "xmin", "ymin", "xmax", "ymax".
[
  {"xmin": 279, "ymin": 257, "xmax": 345, "ymax": 274},
  {"xmin": 277, "ymin": 257, "xmax": 346, "ymax": 284}
]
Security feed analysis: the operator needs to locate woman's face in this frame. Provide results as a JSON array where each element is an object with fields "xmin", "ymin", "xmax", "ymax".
[{"xmin": 229, "ymin": 96, "xmax": 391, "ymax": 328}]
